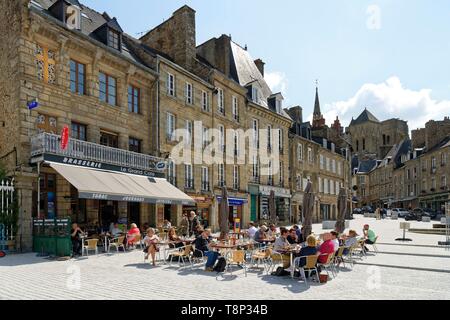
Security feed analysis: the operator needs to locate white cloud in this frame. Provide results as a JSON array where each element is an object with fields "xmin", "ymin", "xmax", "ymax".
[
  {"xmin": 314, "ymin": 76, "xmax": 450, "ymax": 131},
  {"xmin": 265, "ymin": 71, "xmax": 288, "ymax": 95}
]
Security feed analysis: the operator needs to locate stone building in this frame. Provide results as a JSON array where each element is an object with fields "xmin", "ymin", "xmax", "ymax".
[
  {"xmin": 0, "ymin": 0, "xmax": 194, "ymax": 250},
  {"xmin": 287, "ymin": 106, "xmax": 350, "ymax": 223},
  {"xmin": 347, "ymin": 108, "xmax": 409, "ymax": 160},
  {"xmin": 197, "ymin": 34, "xmax": 293, "ymax": 224}
]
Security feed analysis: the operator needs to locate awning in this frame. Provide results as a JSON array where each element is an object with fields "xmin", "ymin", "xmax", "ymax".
[{"xmin": 49, "ymin": 162, "xmax": 195, "ymax": 205}]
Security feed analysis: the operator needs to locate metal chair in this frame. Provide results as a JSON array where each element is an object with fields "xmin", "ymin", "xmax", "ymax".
[
  {"xmin": 266, "ymin": 248, "xmax": 286, "ymax": 275},
  {"xmin": 108, "ymin": 236, "xmax": 126, "ymax": 253},
  {"xmin": 225, "ymin": 250, "xmax": 247, "ymax": 277},
  {"xmin": 292, "ymin": 255, "xmax": 320, "ymax": 286},
  {"xmin": 82, "ymin": 239, "xmax": 99, "ymax": 256},
  {"xmin": 317, "ymin": 253, "xmax": 337, "ymax": 278},
  {"xmin": 169, "ymin": 244, "xmax": 193, "ymax": 267},
  {"xmin": 334, "ymin": 246, "xmax": 347, "ymax": 269}
]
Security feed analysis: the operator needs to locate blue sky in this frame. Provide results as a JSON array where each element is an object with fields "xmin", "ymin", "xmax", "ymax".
[{"xmin": 82, "ymin": 0, "xmax": 450, "ymax": 130}]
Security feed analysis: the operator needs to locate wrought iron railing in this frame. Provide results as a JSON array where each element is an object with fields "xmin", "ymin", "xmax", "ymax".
[{"xmin": 31, "ymin": 133, "xmax": 164, "ymax": 172}]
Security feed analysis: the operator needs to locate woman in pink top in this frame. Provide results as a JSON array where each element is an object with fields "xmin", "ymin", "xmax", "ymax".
[
  {"xmin": 317, "ymin": 233, "xmax": 335, "ymax": 264},
  {"xmin": 127, "ymin": 223, "xmax": 141, "ymax": 247}
]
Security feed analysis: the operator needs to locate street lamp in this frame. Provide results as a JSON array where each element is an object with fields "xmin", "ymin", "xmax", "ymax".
[{"xmin": 337, "ymin": 136, "xmax": 354, "ymax": 218}]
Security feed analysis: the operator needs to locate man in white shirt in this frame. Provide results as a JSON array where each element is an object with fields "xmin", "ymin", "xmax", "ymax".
[
  {"xmin": 110, "ymin": 223, "xmax": 123, "ymax": 237},
  {"xmin": 247, "ymin": 222, "xmax": 258, "ymax": 239},
  {"xmin": 331, "ymin": 231, "xmax": 340, "ymax": 252}
]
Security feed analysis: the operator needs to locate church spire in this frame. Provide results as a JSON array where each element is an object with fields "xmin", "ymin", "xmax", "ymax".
[{"xmin": 314, "ymin": 80, "xmax": 321, "ymax": 116}]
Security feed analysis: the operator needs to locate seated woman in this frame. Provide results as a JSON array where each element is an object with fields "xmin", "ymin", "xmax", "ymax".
[
  {"xmin": 295, "ymin": 235, "xmax": 318, "ymax": 267},
  {"xmin": 163, "ymin": 219, "xmax": 172, "ymax": 229},
  {"xmin": 144, "ymin": 228, "xmax": 160, "ymax": 266},
  {"xmin": 126, "ymin": 223, "xmax": 141, "ymax": 247},
  {"xmin": 342, "ymin": 230, "xmax": 359, "ymax": 255},
  {"xmin": 168, "ymin": 227, "xmax": 184, "ymax": 248},
  {"xmin": 253, "ymin": 225, "xmax": 268, "ymax": 243}
]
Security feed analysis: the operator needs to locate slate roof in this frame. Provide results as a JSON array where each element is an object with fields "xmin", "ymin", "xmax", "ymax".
[
  {"xmin": 229, "ymin": 41, "xmax": 292, "ymax": 121},
  {"xmin": 357, "ymin": 159, "xmax": 378, "ymax": 174},
  {"xmin": 350, "ymin": 108, "xmax": 380, "ymax": 126},
  {"xmin": 31, "ymin": 0, "xmax": 145, "ymax": 67}
]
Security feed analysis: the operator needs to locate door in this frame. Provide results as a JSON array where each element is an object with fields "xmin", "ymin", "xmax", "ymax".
[
  {"xmin": 250, "ymin": 195, "xmax": 257, "ymax": 222},
  {"xmin": 100, "ymin": 201, "xmax": 118, "ymax": 229},
  {"xmin": 128, "ymin": 202, "xmax": 141, "ymax": 226}
]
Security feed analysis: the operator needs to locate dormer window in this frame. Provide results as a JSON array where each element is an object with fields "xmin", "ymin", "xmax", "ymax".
[
  {"xmin": 108, "ymin": 29, "xmax": 120, "ymax": 50},
  {"xmin": 48, "ymin": 0, "xmax": 82, "ymax": 30},
  {"xmin": 251, "ymin": 87, "xmax": 259, "ymax": 104},
  {"xmin": 275, "ymin": 99, "xmax": 282, "ymax": 114}
]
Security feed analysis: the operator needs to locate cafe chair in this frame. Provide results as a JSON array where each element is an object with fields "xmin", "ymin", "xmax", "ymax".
[
  {"xmin": 317, "ymin": 253, "xmax": 337, "ymax": 278},
  {"xmin": 369, "ymin": 236, "xmax": 379, "ymax": 254},
  {"xmin": 82, "ymin": 239, "xmax": 99, "ymax": 256},
  {"xmin": 133, "ymin": 234, "xmax": 144, "ymax": 250},
  {"xmin": 266, "ymin": 248, "xmax": 285, "ymax": 275},
  {"xmin": 292, "ymin": 255, "xmax": 320, "ymax": 286},
  {"xmin": 334, "ymin": 246, "xmax": 347, "ymax": 270},
  {"xmin": 169, "ymin": 244, "xmax": 193, "ymax": 267},
  {"xmin": 108, "ymin": 236, "xmax": 126, "ymax": 253},
  {"xmin": 225, "ymin": 250, "xmax": 247, "ymax": 277}
]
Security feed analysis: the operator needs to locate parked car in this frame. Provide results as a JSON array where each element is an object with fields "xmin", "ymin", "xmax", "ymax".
[
  {"xmin": 353, "ymin": 208, "xmax": 363, "ymax": 215},
  {"xmin": 405, "ymin": 208, "xmax": 435, "ymax": 221},
  {"xmin": 362, "ymin": 206, "xmax": 374, "ymax": 213},
  {"xmin": 391, "ymin": 208, "xmax": 410, "ymax": 218}
]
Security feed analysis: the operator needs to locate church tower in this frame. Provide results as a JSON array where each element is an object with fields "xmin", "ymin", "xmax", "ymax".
[{"xmin": 312, "ymin": 83, "xmax": 326, "ymax": 129}]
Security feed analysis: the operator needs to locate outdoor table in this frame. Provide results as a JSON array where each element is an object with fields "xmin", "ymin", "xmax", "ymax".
[{"xmin": 278, "ymin": 244, "xmax": 304, "ymax": 276}]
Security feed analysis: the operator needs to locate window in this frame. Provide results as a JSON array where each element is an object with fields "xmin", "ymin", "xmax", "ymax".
[
  {"xmin": 184, "ymin": 164, "xmax": 193, "ymax": 189},
  {"xmin": 442, "ymin": 153, "xmax": 447, "ymax": 166},
  {"xmin": 324, "ymin": 178, "xmax": 329, "ymax": 194},
  {"xmin": 167, "ymin": 73, "xmax": 175, "ymax": 96},
  {"xmin": 252, "ymin": 119, "xmax": 259, "ymax": 148},
  {"xmin": 185, "ymin": 120, "xmax": 193, "ymax": 146},
  {"xmin": 267, "ymin": 125, "xmax": 272, "ymax": 150},
  {"xmin": 232, "ymin": 96, "xmax": 239, "ymax": 121},
  {"xmin": 166, "ymin": 113, "xmax": 176, "ymax": 141},
  {"xmin": 268, "ymin": 161, "xmax": 273, "ymax": 186},
  {"xmin": 99, "ymin": 72, "xmax": 116, "ymax": 106},
  {"xmin": 252, "ymin": 87, "xmax": 259, "ymax": 104},
  {"xmin": 298, "ymin": 143, "xmax": 303, "ymax": 160},
  {"xmin": 431, "ymin": 177, "xmax": 436, "ymax": 190},
  {"xmin": 71, "ymin": 122, "xmax": 86, "ymax": 141},
  {"xmin": 70, "ymin": 60, "xmax": 85, "ymax": 95},
  {"xmin": 128, "ymin": 85, "xmax": 140, "ymax": 113},
  {"xmin": 330, "ymin": 180, "xmax": 335, "ymax": 195},
  {"xmin": 278, "ymin": 129, "xmax": 283, "ymax": 152},
  {"xmin": 217, "ymin": 88, "xmax": 224, "ymax": 114},
  {"xmin": 108, "ymin": 29, "xmax": 120, "ymax": 50},
  {"xmin": 335, "ymin": 181, "xmax": 340, "ymax": 195},
  {"xmin": 432, "ymin": 157, "xmax": 437, "ymax": 171},
  {"xmin": 201, "ymin": 90, "xmax": 209, "ymax": 111},
  {"xmin": 218, "ymin": 163, "xmax": 225, "ymax": 187},
  {"xmin": 337, "ymin": 162, "xmax": 342, "ymax": 176},
  {"xmin": 362, "ymin": 138, "xmax": 366, "ymax": 151},
  {"xmin": 100, "ymin": 131, "xmax": 118, "ymax": 148},
  {"xmin": 356, "ymin": 140, "xmax": 359, "ymax": 152},
  {"xmin": 129, "ymin": 137, "xmax": 141, "ymax": 153},
  {"xmin": 35, "ymin": 44, "xmax": 56, "ymax": 84},
  {"xmin": 332, "ymin": 159, "xmax": 336, "ymax": 173},
  {"xmin": 201, "ymin": 167, "xmax": 209, "ymax": 191},
  {"xmin": 168, "ymin": 161, "xmax": 176, "ymax": 186},
  {"xmin": 185, "ymin": 82, "xmax": 193, "ymax": 104},
  {"xmin": 202, "ymin": 126, "xmax": 209, "ymax": 148},
  {"xmin": 319, "ymin": 177, "xmax": 323, "ymax": 193},
  {"xmin": 252, "ymin": 156, "xmax": 259, "ymax": 181},
  {"xmin": 442, "ymin": 176, "xmax": 447, "ymax": 188},
  {"xmin": 320, "ymin": 155, "xmax": 324, "ymax": 170},
  {"xmin": 234, "ymin": 131, "xmax": 239, "ymax": 156},
  {"xmin": 233, "ymin": 166, "xmax": 239, "ymax": 190},
  {"xmin": 39, "ymin": 173, "xmax": 57, "ymax": 218},
  {"xmin": 308, "ymin": 147, "xmax": 313, "ymax": 163},
  {"xmin": 279, "ymin": 161, "xmax": 283, "ymax": 186},
  {"xmin": 276, "ymin": 100, "xmax": 282, "ymax": 114},
  {"xmin": 326, "ymin": 157, "xmax": 331, "ymax": 171},
  {"xmin": 218, "ymin": 125, "xmax": 225, "ymax": 152},
  {"xmin": 36, "ymin": 114, "xmax": 57, "ymax": 134}
]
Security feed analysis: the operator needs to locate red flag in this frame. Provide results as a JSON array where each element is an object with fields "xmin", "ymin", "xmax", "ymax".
[{"xmin": 60, "ymin": 125, "xmax": 69, "ymax": 150}]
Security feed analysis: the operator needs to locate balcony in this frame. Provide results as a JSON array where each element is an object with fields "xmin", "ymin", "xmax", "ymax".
[
  {"xmin": 184, "ymin": 179, "xmax": 194, "ymax": 190},
  {"xmin": 201, "ymin": 181, "xmax": 210, "ymax": 192},
  {"xmin": 31, "ymin": 132, "xmax": 164, "ymax": 172}
]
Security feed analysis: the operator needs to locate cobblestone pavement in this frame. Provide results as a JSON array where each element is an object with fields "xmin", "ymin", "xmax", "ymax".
[{"xmin": 1, "ymin": 216, "xmax": 450, "ymax": 300}]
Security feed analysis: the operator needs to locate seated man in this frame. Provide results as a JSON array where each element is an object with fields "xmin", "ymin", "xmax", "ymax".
[
  {"xmin": 317, "ymin": 233, "xmax": 335, "ymax": 265},
  {"xmin": 267, "ymin": 224, "xmax": 279, "ymax": 238},
  {"xmin": 254, "ymin": 225, "xmax": 268, "ymax": 243},
  {"xmin": 193, "ymin": 231, "xmax": 219, "ymax": 272},
  {"xmin": 71, "ymin": 223, "xmax": 84, "ymax": 257},
  {"xmin": 110, "ymin": 223, "xmax": 123, "ymax": 237},
  {"xmin": 274, "ymin": 229, "xmax": 291, "ymax": 269},
  {"xmin": 287, "ymin": 228, "xmax": 300, "ymax": 244},
  {"xmin": 247, "ymin": 222, "xmax": 258, "ymax": 239},
  {"xmin": 363, "ymin": 224, "xmax": 376, "ymax": 251}
]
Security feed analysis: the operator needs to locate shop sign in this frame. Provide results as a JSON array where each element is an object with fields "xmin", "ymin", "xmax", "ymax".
[
  {"xmin": 259, "ymin": 185, "xmax": 291, "ymax": 198},
  {"xmin": 216, "ymin": 196, "xmax": 248, "ymax": 206}
]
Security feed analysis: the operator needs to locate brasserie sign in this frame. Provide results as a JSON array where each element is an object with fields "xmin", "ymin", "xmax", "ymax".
[{"xmin": 41, "ymin": 154, "xmax": 166, "ymax": 178}]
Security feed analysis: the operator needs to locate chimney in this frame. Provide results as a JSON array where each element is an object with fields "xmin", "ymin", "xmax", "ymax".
[
  {"xmin": 254, "ymin": 58, "xmax": 265, "ymax": 76},
  {"xmin": 140, "ymin": 5, "xmax": 196, "ymax": 70},
  {"xmin": 286, "ymin": 106, "xmax": 303, "ymax": 124}
]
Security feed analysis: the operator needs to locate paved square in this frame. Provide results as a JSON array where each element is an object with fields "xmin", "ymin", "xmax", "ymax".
[{"xmin": 1, "ymin": 216, "xmax": 450, "ymax": 300}]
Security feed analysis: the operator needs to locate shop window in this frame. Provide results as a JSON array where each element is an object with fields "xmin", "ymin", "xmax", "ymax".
[
  {"xmin": 70, "ymin": 185, "xmax": 86, "ymax": 224},
  {"xmin": 39, "ymin": 173, "xmax": 57, "ymax": 219}
]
